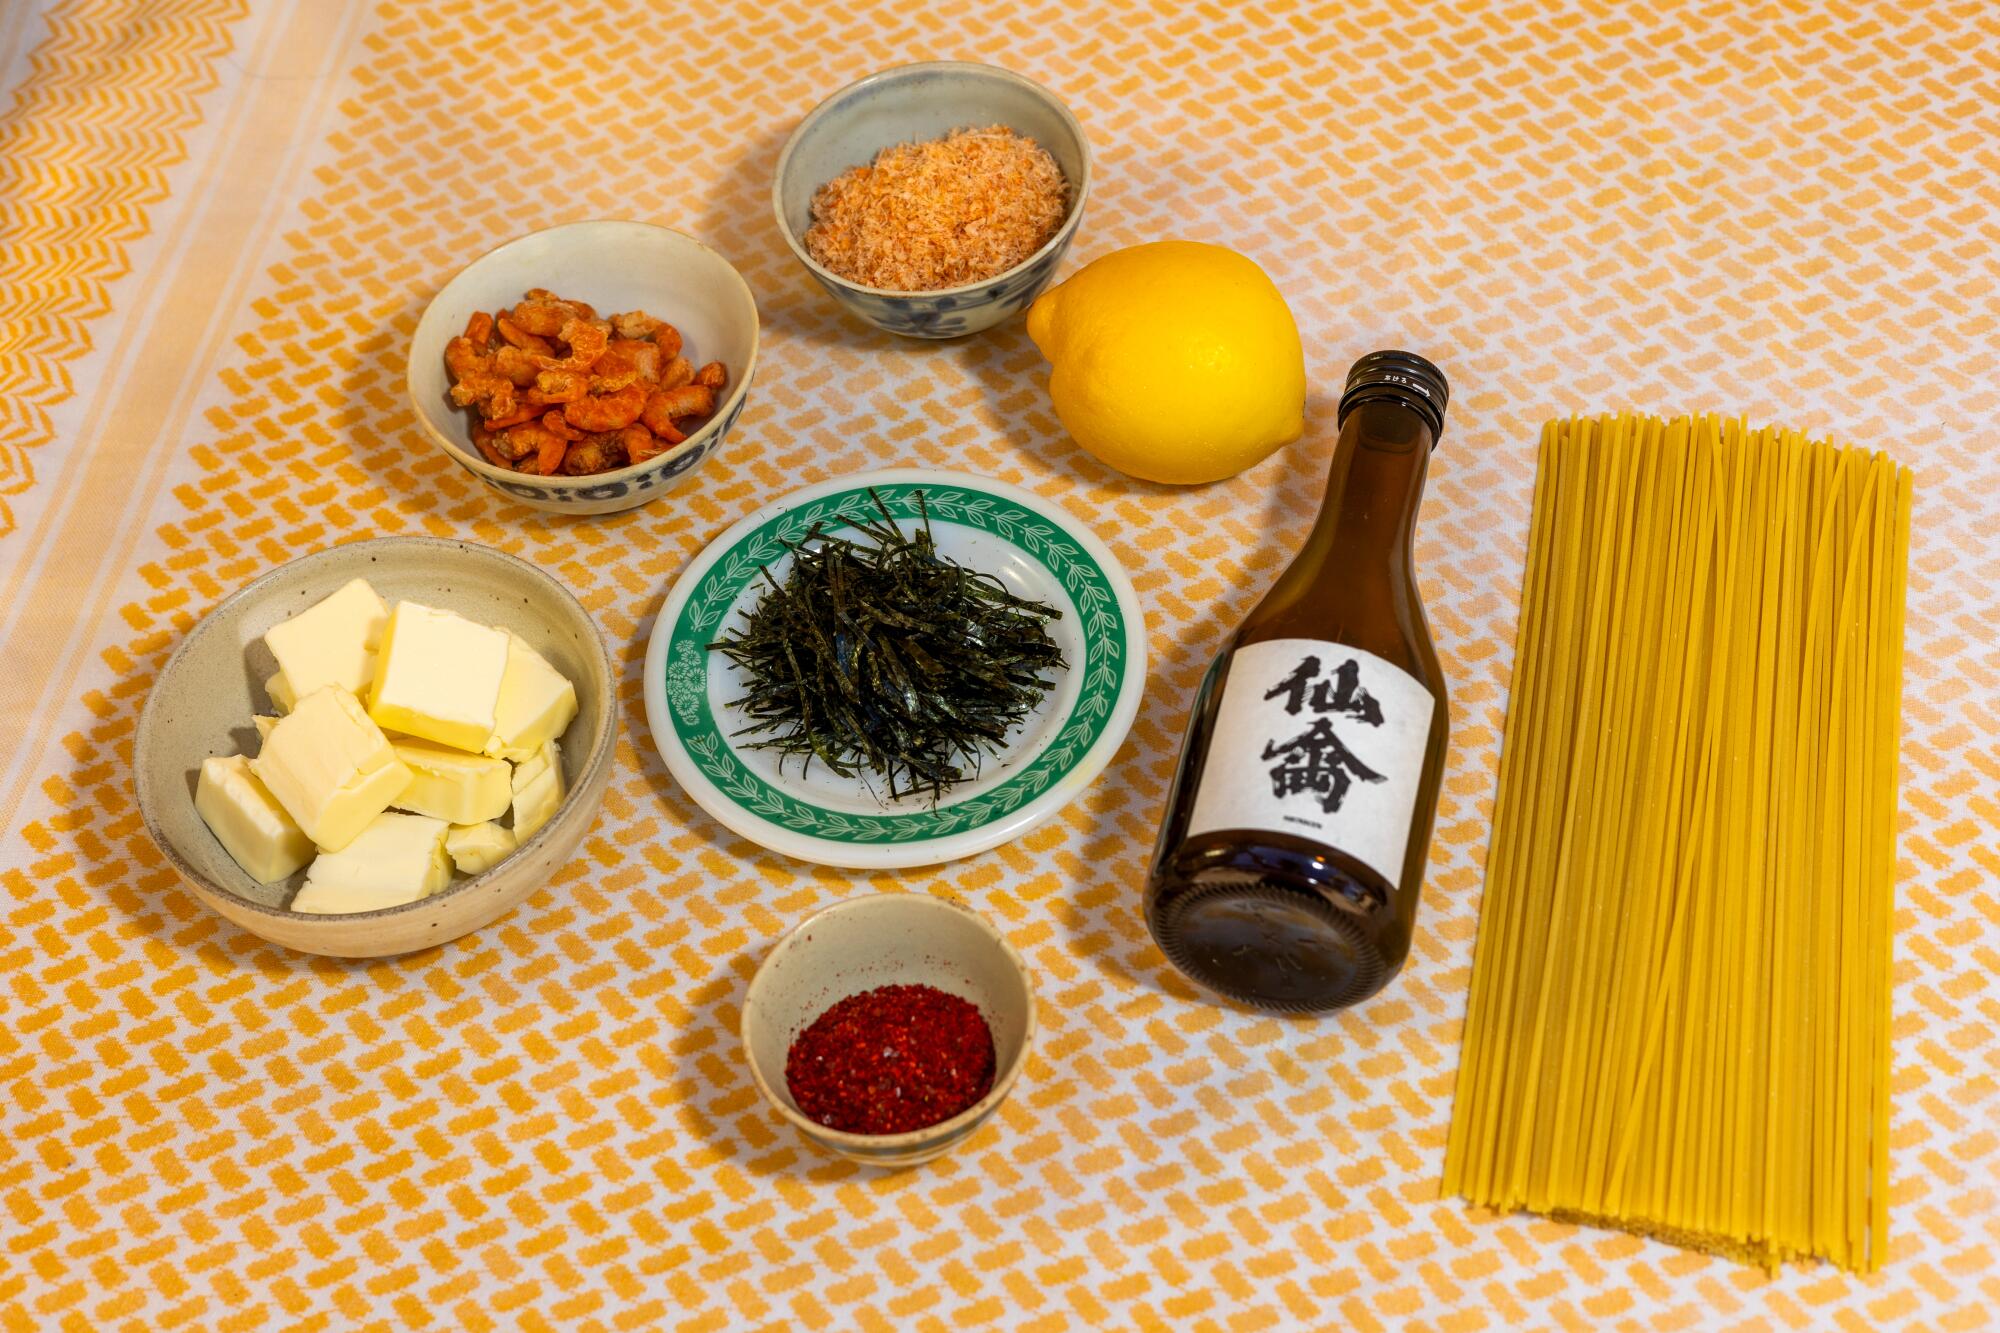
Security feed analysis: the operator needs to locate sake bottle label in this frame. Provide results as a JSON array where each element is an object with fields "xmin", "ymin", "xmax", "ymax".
[{"xmin": 1185, "ymin": 638, "xmax": 1435, "ymax": 885}]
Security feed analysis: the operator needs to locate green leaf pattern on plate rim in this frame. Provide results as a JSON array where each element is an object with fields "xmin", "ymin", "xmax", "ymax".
[{"xmin": 667, "ymin": 484, "xmax": 1125, "ymax": 844}]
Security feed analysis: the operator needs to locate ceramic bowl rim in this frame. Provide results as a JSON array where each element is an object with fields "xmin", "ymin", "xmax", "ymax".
[
  {"xmin": 739, "ymin": 892, "xmax": 1038, "ymax": 1152},
  {"xmin": 770, "ymin": 60, "xmax": 1093, "ymax": 301},
  {"xmin": 403, "ymin": 219, "xmax": 760, "ymax": 493},
  {"xmin": 133, "ymin": 536, "xmax": 618, "ymax": 923}
]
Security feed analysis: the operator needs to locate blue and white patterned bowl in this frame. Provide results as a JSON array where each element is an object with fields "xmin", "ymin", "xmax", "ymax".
[
  {"xmin": 772, "ymin": 62, "xmax": 1091, "ymax": 339},
  {"xmin": 406, "ymin": 220, "xmax": 759, "ymax": 515},
  {"xmin": 741, "ymin": 893, "xmax": 1036, "ymax": 1167}
]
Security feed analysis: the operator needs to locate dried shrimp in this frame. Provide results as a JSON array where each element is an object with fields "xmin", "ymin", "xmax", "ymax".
[{"xmin": 443, "ymin": 292, "xmax": 730, "ymax": 476}]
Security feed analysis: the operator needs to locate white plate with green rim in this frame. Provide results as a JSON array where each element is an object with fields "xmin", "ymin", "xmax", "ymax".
[{"xmin": 643, "ymin": 468, "xmax": 1147, "ymax": 868}]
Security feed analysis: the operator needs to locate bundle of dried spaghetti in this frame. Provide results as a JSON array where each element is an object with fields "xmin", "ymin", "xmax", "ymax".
[{"xmin": 1443, "ymin": 414, "xmax": 1910, "ymax": 1272}]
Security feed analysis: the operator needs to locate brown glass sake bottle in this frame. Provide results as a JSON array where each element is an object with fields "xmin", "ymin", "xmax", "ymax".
[{"xmin": 1144, "ymin": 351, "xmax": 1450, "ymax": 1013}]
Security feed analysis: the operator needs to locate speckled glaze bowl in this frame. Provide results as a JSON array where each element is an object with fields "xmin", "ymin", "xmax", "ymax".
[
  {"xmin": 406, "ymin": 220, "xmax": 759, "ymax": 515},
  {"xmin": 742, "ymin": 894, "xmax": 1036, "ymax": 1167},
  {"xmin": 133, "ymin": 537, "xmax": 617, "ymax": 958},
  {"xmin": 772, "ymin": 62, "xmax": 1091, "ymax": 339}
]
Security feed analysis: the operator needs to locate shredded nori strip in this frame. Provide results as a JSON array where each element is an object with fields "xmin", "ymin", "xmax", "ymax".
[{"xmin": 708, "ymin": 490, "xmax": 1065, "ymax": 802}]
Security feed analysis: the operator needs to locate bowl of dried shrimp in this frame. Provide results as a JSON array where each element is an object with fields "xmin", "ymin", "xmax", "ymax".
[{"xmin": 407, "ymin": 220, "xmax": 758, "ymax": 515}]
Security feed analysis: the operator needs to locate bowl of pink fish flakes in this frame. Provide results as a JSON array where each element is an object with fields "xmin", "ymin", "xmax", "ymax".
[
  {"xmin": 773, "ymin": 62, "xmax": 1090, "ymax": 339},
  {"xmin": 408, "ymin": 220, "xmax": 759, "ymax": 515}
]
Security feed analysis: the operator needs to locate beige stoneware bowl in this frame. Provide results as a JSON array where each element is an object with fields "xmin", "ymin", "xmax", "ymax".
[
  {"xmin": 741, "ymin": 893, "xmax": 1036, "ymax": 1167},
  {"xmin": 406, "ymin": 219, "xmax": 759, "ymax": 515},
  {"xmin": 134, "ymin": 537, "xmax": 616, "ymax": 958}
]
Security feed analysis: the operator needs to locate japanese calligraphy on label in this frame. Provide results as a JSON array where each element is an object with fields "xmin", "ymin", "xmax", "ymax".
[{"xmin": 1186, "ymin": 638, "xmax": 1435, "ymax": 885}]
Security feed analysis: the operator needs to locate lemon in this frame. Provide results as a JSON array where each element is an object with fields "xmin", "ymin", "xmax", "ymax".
[{"xmin": 1025, "ymin": 241, "xmax": 1305, "ymax": 485}]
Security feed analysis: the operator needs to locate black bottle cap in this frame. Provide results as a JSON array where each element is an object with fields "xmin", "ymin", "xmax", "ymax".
[{"xmin": 1337, "ymin": 350, "xmax": 1449, "ymax": 445}]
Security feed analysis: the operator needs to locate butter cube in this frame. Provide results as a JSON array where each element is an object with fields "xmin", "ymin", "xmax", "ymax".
[
  {"xmin": 265, "ymin": 671, "xmax": 297, "ymax": 714},
  {"xmin": 445, "ymin": 821, "xmax": 517, "ymax": 875},
  {"xmin": 291, "ymin": 812, "xmax": 450, "ymax": 914},
  {"xmin": 368, "ymin": 602, "xmax": 509, "ymax": 751},
  {"xmin": 264, "ymin": 578, "xmax": 389, "ymax": 701},
  {"xmin": 391, "ymin": 739, "xmax": 512, "ymax": 824},
  {"xmin": 251, "ymin": 686, "xmax": 412, "ymax": 851},
  {"xmin": 195, "ymin": 755, "xmax": 314, "ymax": 883},
  {"xmin": 510, "ymin": 739, "xmax": 565, "ymax": 840},
  {"xmin": 484, "ymin": 633, "xmax": 579, "ymax": 762}
]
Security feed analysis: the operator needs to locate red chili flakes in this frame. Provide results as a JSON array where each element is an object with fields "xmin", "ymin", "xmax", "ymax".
[{"xmin": 784, "ymin": 983, "xmax": 997, "ymax": 1135}]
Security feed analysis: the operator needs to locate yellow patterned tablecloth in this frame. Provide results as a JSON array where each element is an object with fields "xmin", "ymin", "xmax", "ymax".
[{"xmin": 2, "ymin": 2, "xmax": 1994, "ymax": 1328}]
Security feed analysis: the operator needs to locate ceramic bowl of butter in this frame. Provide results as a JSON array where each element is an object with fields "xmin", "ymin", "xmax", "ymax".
[
  {"xmin": 406, "ymin": 219, "xmax": 759, "ymax": 516},
  {"xmin": 134, "ymin": 536, "xmax": 616, "ymax": 958}
]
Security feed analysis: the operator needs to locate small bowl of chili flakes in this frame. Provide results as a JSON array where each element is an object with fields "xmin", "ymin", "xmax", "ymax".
[
  {"xmin": 742, "ymin": 893, "xmax": 1036, "ymax": 1167},
  {"xmin": 406, "ymin": 220, "xmax": 758, "ymax": 516}
]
